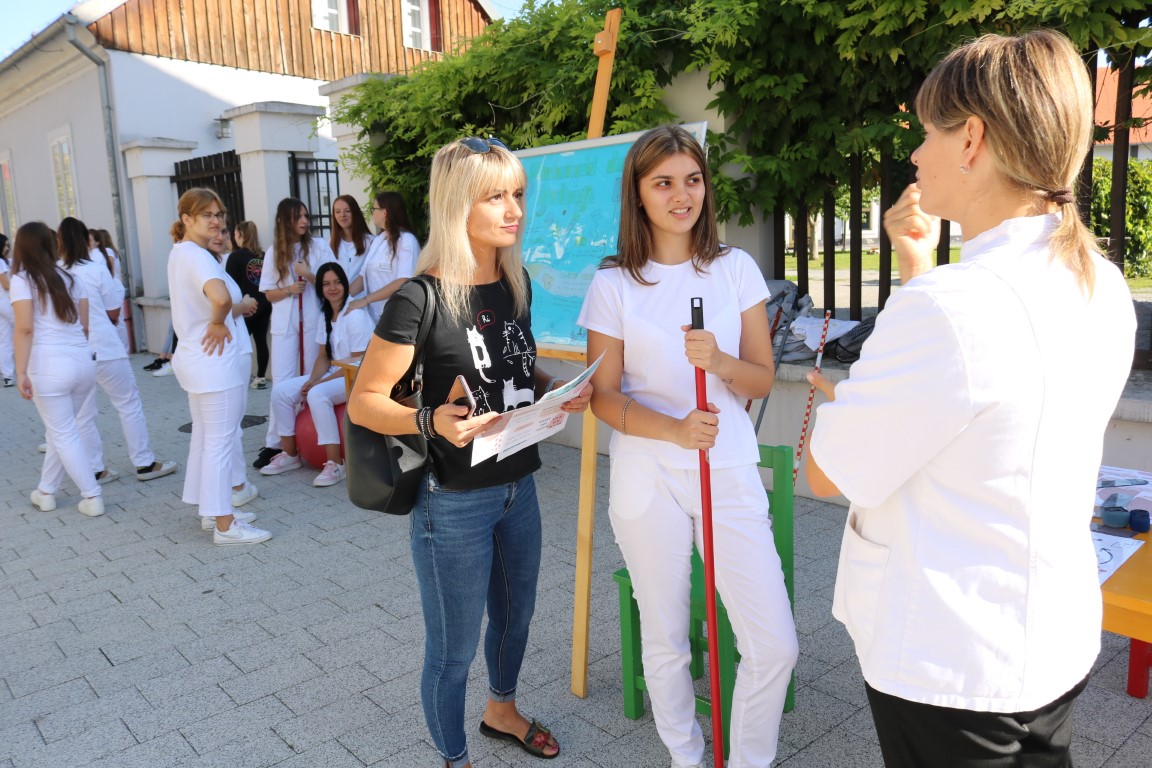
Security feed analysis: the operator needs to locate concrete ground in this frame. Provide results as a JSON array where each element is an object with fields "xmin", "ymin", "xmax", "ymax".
[{"xmin": 2, "ymin": 353, "xmax": 1151, "ymax": 767}]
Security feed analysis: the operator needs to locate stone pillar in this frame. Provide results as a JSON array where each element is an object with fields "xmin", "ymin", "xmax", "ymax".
[
  {"xmin": 121, "ymin": 137, "xmax": 198, "ymax": 352},
  {"xmin": 319, "ymin": 73, "xmax": 390, "ymax": 211},
  {"xmin": 222, "ymin": 101, "xmax": 327, "ymax": 237}
]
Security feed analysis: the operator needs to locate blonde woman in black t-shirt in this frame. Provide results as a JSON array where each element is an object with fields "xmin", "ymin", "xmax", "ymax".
[{"xmin": 348, "ymin": 138, "xmax": 590, "ymax": 768}]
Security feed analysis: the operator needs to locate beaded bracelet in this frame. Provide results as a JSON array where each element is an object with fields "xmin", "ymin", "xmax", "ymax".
[
  {"xmin": 415, "ymin": 407, "xmax": 438, "ymax": 440},
  {"xmin": 620, "ymin": 397, "xmax": 633, "ymax": 435}
]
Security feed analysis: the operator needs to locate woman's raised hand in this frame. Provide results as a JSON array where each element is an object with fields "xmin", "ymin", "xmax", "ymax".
[
  {"xmin": 883, "ymin": 184, "xmax": 939, "ymax": 283},
  {"xmin": 432, "ymin": 405, "xmax": 503, "ymax": 449},
  {"xmin": 674, "ymin": 403, "xmax": 720, "ymax": 450}
]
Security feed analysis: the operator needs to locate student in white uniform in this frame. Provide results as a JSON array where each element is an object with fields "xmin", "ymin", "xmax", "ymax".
[
  {"xmin": 90, "ymin": 228, "xmax": 130, "ymax": 354},
  {"xmin": 261, "ymin": 262, "xmax": 373, "ymax": 487},
  {"xmin": 0, "ymin": 234, "xmax": 14, "ymax": 387},
  {"xmin": 578, "ymin": 125, "xmax": 798, "ymax": 768},
  {"xmin": 328, "ymin": 194, "xmax": 373, "ymax": 299},
  {"xmin": 168, "ymin": 188, "xmax": 271, "ymax": 546},
  {"xmin": 11, "ymin": 222, "xmax": 103, "ymax": 518},
  {"xmin": 58, "ymin": 217, "xmax": 178, "ymax": 483},
  {"xmin": 806, "ymin": 30, "xmax": 1137, "ymax": 768},
  {"xmin": 345, "ymin": 191, "xmax": 418, "ymax": 324},
  {"xmin": 253, "ymin": 197, "xmax": 336, "ymax": 469}
]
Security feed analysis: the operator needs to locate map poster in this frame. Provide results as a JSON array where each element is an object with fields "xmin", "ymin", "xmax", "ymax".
[{"xmin": 515, "ymin": 123, "xmax": 707, "ymax": 351}]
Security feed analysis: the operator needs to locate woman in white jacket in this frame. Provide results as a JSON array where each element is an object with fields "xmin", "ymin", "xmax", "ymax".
[{"xmin": 253, "ymin": 197, "xmax": 336, "ymax": 469}]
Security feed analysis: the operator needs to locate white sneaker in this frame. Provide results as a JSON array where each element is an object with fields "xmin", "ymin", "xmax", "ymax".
[
  {"xmin": 201, "ymin": 509, "xmax": 257, "ymax": 532},
  {"xmin": 136, "ymin": 460, "xmax": 178, "ymax": 481},
  {"xmin": 95, "ymin": 468, "xmax": 120, "ymax": 485},
  {"xmin": 250, "ymin": 376, "xmax": 268, "ymax": 390},
  {"xmin": 152, "ymin": 362, "xmax": 174, "ymax": 377},
  {"xmin": 30, "ymin": 489, "xmax": 57, "ymax": 512},
  {"xmin": 231, "ymin": 481, "xmax": 259, "ymax": 507},
  {"xmin": 312, "ymin": 461, "xmax": 346, "ymax": 487},
  {"xmin": 37, "ymin": 443, "xmax": 47, "ymax": 453},
  {"xmin": 78, "ymin": 496, "xmax": 105, "ymax": 517},
  {"xmin": 213, "ymin": 520, "xmax": 271, "ymax": 545},
  {"xmin": 259, "ymin": 451, "xmax": 302, "ymax": 476}
]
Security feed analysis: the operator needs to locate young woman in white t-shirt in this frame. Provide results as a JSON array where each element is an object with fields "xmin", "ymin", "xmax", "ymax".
[
  {"xmin": 261, "ymin": 262, "xmax": 373, "ymax": 487},
  {"xmin": 328, "ymin": 194, "xmax": 373, "ymax": 299},
  {"xmin": 0, "ymin": 233, "xmax": 14, "ymax": 386},
  {"xmin": 344, "ymin": 190, "xmax": 419, "ymax": 323},
  {"xmin": 577, "ymin": 125, "xmax": 798, "ymax": 768},
  {"xmin": 89, "ymin": 227, "xmax": 130, "ymax": 354},
  {"xmin": 168, "ymin": 188, "xmax": 270, "ymax": 546},
  {"xmin": 10, "ymin": 221, "xmax": 103, "ymax": 518},
  {"xmin": 253, "ymin": 197, "xmax": 336, "ymax": 469}
]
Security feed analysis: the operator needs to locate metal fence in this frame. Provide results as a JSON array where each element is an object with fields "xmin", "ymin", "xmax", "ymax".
[
  {"xmin": 289, "ymin": 154, "xmax": 340, "ymax": 241},
  {"xmin": 172, "ymin": 151, "xmax": 245, "ymax": 231}
]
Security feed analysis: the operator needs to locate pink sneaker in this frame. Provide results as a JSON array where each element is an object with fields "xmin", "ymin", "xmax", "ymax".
[
  {"xmin": 312, "ymin": 461, "xmax": 346, "ymax": 487},
  {"xmin": 259, "ymin": 451, "xmax": 302, "ymax": 476}
]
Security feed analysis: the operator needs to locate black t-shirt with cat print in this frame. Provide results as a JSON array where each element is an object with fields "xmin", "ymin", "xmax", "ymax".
[{"xmin": 376, "ymin": 274, "xmax": 541, "ymax": 490}]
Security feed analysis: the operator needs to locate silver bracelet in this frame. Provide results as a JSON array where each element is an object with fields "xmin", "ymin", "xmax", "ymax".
[{"xmin": 621, "ymin": 397, "xmax": 633, "ymax": 435}]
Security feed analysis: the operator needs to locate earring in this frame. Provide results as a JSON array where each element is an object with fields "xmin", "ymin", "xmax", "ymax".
[{"xmin": 960, "ymin": 165, "xmax": 970, "ymax": 174}]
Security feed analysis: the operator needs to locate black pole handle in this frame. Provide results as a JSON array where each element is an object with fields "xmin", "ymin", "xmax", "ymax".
[{"xmin": 691, "ymin": 297, "xmax": 704, "ymax": 330}]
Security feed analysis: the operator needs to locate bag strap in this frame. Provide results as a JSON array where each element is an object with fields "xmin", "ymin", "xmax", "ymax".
[{"xmin": 407, "ymin": 275, "xmax": 437, "ymax": 395}]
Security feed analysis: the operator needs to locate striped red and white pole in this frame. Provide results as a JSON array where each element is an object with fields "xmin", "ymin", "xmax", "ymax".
[{"xmin": 794, "ymin": 310, "xmax": 832, "ymax": 484}]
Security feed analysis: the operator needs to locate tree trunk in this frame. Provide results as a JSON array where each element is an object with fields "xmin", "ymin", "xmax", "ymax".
[
  {"xmin": 1077, "ymin": 48, "xmax": 1098, "ymax": 223},
  {"xmin": 1109, "ymin": 50, "xmax": 1135, "ymax": 270}
]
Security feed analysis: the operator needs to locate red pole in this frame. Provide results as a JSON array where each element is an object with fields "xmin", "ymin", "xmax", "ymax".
[
  {"xmin": 691, "ymin": 297, "xmax": 724, "ymax": 768},
  {"xmin": 297, "ymin": 267, "xmax": 306, "ymax": 376},
  {"xmin": 794, "ymin": 310, "xmax": 832, "ymax": 484}
]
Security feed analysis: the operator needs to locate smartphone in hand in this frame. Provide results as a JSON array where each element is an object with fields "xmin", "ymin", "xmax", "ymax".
[{"xmin": 446, "ymin": 374, "xmax": 477, "ymax": 416}]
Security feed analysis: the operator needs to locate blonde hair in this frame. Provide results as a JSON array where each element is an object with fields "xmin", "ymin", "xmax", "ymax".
[
  {"xmin": 171, "ymin": 188, "xmax": 226, "ymax": 243},
  {"xmin": 915, "ymin": 29, "xmax": 1097, "ymax": 293},
  {"xmin": 417, "ymin": 140, "xmax": 529, "ymax": 323},
  {"xmin": 234, "ymin": 220, "xmax": 263, "ymax": 253}
]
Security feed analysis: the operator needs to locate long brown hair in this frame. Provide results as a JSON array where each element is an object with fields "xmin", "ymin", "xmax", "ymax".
[
  {"xmin": 90, "ymin": 229, "xmax": 118, "ymax": 275},
  {"xmin": 373, "ymin": 190, "xmax": 414, "ymax": 265},
  {"xmin": 12, "ymin": 222, "xmax": 78, "ymax": 324},
  {"xmin": 328, "ymin": 194, "xmax": 371, "ymax": 257},
  {"xmin": 915, "ymin": 29, "xmax": 1097, "ymax": 293},
  {"xmin": 58, "ymin": 217, "xmax": 94, "ymax": 269},
  {"xmin": 234, "ymin": 220, "xmax": 263, "ymax": 253},
  {"xmin": 602, "ymin": 125, "xmax": 726, "ymax": 286},
  {"xmin": 272, "ymin": 197, "xmax": 311, "ymax": 283}
]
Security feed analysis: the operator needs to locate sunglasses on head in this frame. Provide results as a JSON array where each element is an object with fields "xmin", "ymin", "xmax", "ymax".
[{"xmin": 459, "ymin": 136, "xmax": 509, "ymax": 154}]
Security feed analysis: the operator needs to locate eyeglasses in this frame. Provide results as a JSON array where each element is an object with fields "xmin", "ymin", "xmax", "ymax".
[
  {"xmin": 199, "ymin": 212, "xmax": 227, "ymax": 222},
  {"xmin": 459, "ymin": 137, "xmax": 509, "ymax": 154}
]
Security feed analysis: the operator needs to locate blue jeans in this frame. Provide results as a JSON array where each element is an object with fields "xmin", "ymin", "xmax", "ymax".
[{"xmin": 410, "ymin": 471, "xmax": 542, "ymax": 767}]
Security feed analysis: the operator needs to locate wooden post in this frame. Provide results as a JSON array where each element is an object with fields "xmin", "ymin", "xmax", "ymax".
[{"xmin": 568, "ymin": 7, "xmax": 622, "ymax": 699}]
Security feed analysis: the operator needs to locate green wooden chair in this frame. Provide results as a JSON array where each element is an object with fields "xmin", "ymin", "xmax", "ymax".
[{"xmin": 612, "ymin": 444, "xmax": 796, "ymax": 757}]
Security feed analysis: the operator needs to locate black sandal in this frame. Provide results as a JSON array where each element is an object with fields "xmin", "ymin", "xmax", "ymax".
[{"xmin": 478, "ymin": 718, "xmax": 559, "ymax": 759}]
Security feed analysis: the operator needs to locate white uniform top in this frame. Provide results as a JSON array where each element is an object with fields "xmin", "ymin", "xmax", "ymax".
[
  {"xmin": 315, "ymin": 305, "xmax": 375, "ymax": 374},
  {"xmin": 221, "ymin": 271, "xmax": 251, "ymax": 357},
  {"xmin": 578, "ymin": 247, "xmax": 769, "ymax": 469},
  {"xmin": 9, "ymin": 269, "xmax": 88, "ymax": 349},
  {"xmin": 361, "ymin": 231, "xmax": 419, "ymax": 322},
  {"xmin": 259, "ymin": 237, "xmax": 337, "ymax": 336},
  {"xmin": 0, "ymin": 258, "xmax": 11, "ymax": 315},
  {"xmin": 335, "ymin": 235, "xmax": 373, "ymax": 295},
  {"xmin": 167, "ymin": 241, "xmax": 244, "ymax": 394},
  {"xmin": 810, "ymin": 214, "xmax": 1136, "ymax": 713},
  {"xmin": 64, "ymin": 259, "xmax": 126, "ymax": 361}
]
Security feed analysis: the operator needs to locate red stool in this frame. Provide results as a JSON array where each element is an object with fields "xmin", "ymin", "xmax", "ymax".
[{"xmin": 293, "ymin": 402, "xmax": 347, "ymax": 469}]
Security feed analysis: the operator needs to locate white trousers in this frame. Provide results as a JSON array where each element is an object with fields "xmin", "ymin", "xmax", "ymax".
[
  {"xmin": 183, "ymin": 385, "xmax": 245, "ymax": 516},
  {"xmin": 0, "ymin": 299, "xmax": 14, "ymax": 379},
  {"xmin": 264, "ymin": 327, "xmax": 319, "ymax": 448},
  {"xmin": 609, "ymin": 453, "xmax": 798, "ymax": 768},
  {"xmin": 32, "ymin": 345, "xmax": 100, "ymax": 499},
  {"xmin": 78, "ymin": 357, "xmax": 155, "ymax": 469},
  {"xmin": 232, "ymin": 353, "xmax": 251, "ymax": 488},
  {"xmin": 270, "ymin": 374, "xmax": 346, "ymax": 446}
]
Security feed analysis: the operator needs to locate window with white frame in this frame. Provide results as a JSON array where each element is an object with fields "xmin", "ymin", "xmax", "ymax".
[
  {"xmin": 0, "ymin": 153, "xmax": 17, "ymax": 238},
  {"xmin": 312, "ymin": 0, "xmax": 358, "ymax": 34},
  {"xmin": 402, "ymin": 0, "xmax": 441, "ymax": 52},
  {"xmin": 49, "ymin": 132, "xmax": 79, "ymax": 220}
]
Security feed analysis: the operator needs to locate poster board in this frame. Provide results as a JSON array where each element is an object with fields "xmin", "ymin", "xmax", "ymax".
[{"xmin": 515, "ymin": 122, "xmax": 707, "ymax": 351}]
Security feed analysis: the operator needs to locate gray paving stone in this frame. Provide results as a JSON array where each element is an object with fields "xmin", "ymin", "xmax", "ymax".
[
  {"xmin": 219, "ymin": 654, "xmax": 324, "ymax": 705},
  {"xmin": 273, "ymin": 694, "xmax": 387, "ymax": 753},
  {"xmin": 225, "ymin": 628, "xmax": 326, "ymax": 674},
  {"xmin": 137, "ymin": 657, "xmax": 243, "ymax": 708},
  {"xmin": 86, "ymin": 731, "xmax": 198, "ymax": 768},
  {"xmin": 173, "ymin": 728, "xmax": 295, "ymax": 767},
  {"xmin": 15, "ymin": 719, "xmax": 139, "ymax": 768},
  {"xmin": 5, "ymin": 648, "xmax": 111, "ymax": 698},
  {"xmin": 34, "ymin": 685, "xmax": 152, "ymax": 743},
  {"xmin": 179, "ymin": 694, "xmax": 295, "ymax": 754},
  {"xmin": 125, "ymin": 683, "xmax": 235, "ymax": 742},
  {"xmin": 1072, "ymin": 734, "xmax": 1117, "ymax": 768},
  {"xmin": 275, "ymin": 664, "xmax": 383, "ymax": 716},
  {"xmin": 266, "ymin": 739, "xmax": 367, "ymax": 767},
  {"xmin": 84, "ymin": 648, "xmax": 191, "ymax": 697}
]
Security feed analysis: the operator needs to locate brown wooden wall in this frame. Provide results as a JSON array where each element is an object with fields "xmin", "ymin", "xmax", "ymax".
[{"xmin": 87, "ymin": 0, "xmax": 491, "ymax": 81}]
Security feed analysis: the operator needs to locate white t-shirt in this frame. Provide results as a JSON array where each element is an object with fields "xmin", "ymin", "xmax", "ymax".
[
  {"xmin": 167, "ymin": 240, "xmax": 244, "ymax": 394},
  {"xmin": 361, "ymin": 231, "xmax": 419, "ymax": 322},
  {"xmin": 577, "ymin": 247, "xmax": 769, "ymax": 469},
  {"xmin": 0, "ymin": 257, "xmax": 11, "ymax": 313},
  {"xmin": 65, "ymin": 258, "xmax": 126, "ymax": 361},
  {"xmin": 810, "ymin": 214, "xmax": 1136, "ymax": 712},
  {"xmin": 221, "ymin": 271, "xmax": 251, "ymax": 357},
  {"xmin": 315, "ymin": 304, "xmax": 375, "ymax": 369},
  {"xmin": 335, "ymin": 235, "xmax": 373, "ymax": 294},
  {"xmin": 9, "ymin": 269, "xmax": 88, "ymax": 349},
  {"xmin": 259, "ymin": 237, "xmax": 337, "ymax": 336}
]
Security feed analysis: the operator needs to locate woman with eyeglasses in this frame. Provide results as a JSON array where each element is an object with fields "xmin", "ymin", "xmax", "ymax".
[
  {"xmin": 348, "ymin": 137, "xmax": 591, "ymax": 768},
  {"xmin": 168, "ymin": 188, "xmax": 270, "ymax": 545},
  {"xmin": 253, "ymin": 197, "xmax": 336, "ymax": 470},
  {"xmin": 11, "ymin": 221, "xmax": 103, "ymax": 517},
  {"xmin": 345, "ymin": 190, "xmax": 419, "ymax": 323},
  {"xmin": 328, "ymin": 194, "xmax": 373, "ymax": 300},
  {"xmin": 260, "ymin": 262, "xmax": 373, "ymax": 486}
]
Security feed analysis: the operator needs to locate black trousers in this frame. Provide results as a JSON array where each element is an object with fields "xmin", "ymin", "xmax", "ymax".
[
  {"xmin": 865, "ymin": 676, "xmax": 1088, "ymax": 768},
  {"xmin": 244, "ymin": 305, "xmax": 271, "ymax": 377}
]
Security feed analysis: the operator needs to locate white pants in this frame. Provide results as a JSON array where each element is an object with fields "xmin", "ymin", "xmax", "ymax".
[
  {"xmin": 264, "ymin": 327, "xmax": 319, "ymax": 448},
  {"xmin": 183, "ymin": 385, "xmax": 245, "ymax": 516},
  {"xmin": 0, "ymin": 299, "xmax": 14, "ymax": 379},
  {"xmin": 609, "ymin": 453, "xmax": 798, "ymax": 768},
  {"xmin": 116, "ymin": 301, "xmax": 131, "ymax": 354},
  {"xmin": 32, "ymin": 345, "xmax": 100, "ymax": 499},
  {"xmin": 80, "ymin": 357, "xmax": 155, "ymax": 469},
  {"xmin": 231, "ymin": 353, "xmax": 252, "ymax": 488},
  {"xmin": 270, "ymin": 374, "xmax": 346, "ymax": 446}
]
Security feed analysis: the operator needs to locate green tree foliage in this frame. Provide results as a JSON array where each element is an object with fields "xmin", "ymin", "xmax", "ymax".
[{"xmin": 1092, "ymin": 158, "xmax": 1152, "ymax": 278}]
